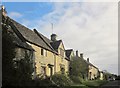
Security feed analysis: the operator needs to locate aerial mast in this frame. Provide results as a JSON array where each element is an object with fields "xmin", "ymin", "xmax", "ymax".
[{"xmin": 51, "ymin": 23, "xmax": 53, "ymax": 34}]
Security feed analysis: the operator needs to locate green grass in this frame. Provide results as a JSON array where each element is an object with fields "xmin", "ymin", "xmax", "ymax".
[
  {"xmin": 70, "ymin": 84, "xmax": 89, "ymax": 88},
  {"xmin": 82, "ymin": 80, "xmax": 108, "ymax": 88}
]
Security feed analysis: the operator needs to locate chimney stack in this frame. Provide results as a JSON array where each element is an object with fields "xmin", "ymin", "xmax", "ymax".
[
  {"xmin": 51, "ymin": 34, "xmax": 57, "ymax": 41},
  {"xmin": 76, "ymin": 50, "xmax": 78, "ymax": 57},
  {"xmin": 1, "ymin": 5, "xmax": 7, "ymax": 17},
  {"xmin": 80, "ymin": 53, "xmax": 83, "ymax": 58},
  {"xmin": 87, "ymin": 58, "xmax": 89, "ymax": 62}
]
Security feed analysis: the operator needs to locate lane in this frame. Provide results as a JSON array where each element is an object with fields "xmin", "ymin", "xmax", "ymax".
[{"xmin": 100, "ymin": 80, "xmax": 120, "ymax": 88}]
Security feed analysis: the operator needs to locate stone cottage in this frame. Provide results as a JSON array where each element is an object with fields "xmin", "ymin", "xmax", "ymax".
[
  {"xmin": 75, "ymin": 51, "xmax": 99, "ymax": 80},
  {"xmin": 1, "ymin": 6, "xmax": 70, "ymax": 79}
]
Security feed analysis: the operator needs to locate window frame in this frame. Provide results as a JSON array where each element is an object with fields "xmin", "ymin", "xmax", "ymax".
[
  {"xmin": 41, "ymin": 48, "xmax": 47, "ymax": 57},
  {"xmin": 41, "ymin": 48, "xmax": 44, "ymax": 56}
]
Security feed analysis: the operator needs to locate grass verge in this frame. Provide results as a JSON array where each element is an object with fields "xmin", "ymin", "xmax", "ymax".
[{"xmin": 82, "ymin": 80, "xmax": 108, "ymax": 88}]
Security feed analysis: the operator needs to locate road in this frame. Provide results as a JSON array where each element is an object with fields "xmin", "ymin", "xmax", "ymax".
[{"xmin": 100, "ymin": 80, "xmax": 120, "ymax": 88}]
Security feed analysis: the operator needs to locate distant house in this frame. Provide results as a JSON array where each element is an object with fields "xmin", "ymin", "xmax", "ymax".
[
  {"xmin": 65, "ymin": 49, "xmax": 74, "ymax": 74},
  {"xmin": 65, "ymin": 49, "xmax": 74, "ymax": 61},
  {"xmin": 75, "ymin": 51, "xmax": 99, "ymax": 80},
  {"xmin": 50, "ymin": 35, "xmax": 70, "ymax": 74},
  {"xmin": 2, "ymin": 6, "xmax": 70, "ymax": 79},
  {"xmin": 99, "ymin": 71, "xmax": 104, "ymax": 80},
  {"xmin": 85, "ymin": 58, "xmax": 99, "ymax": 80}
]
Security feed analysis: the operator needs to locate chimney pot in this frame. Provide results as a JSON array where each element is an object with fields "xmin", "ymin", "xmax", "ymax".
[
  {"xmin": 76, "ymin": 50, "xmax": 78, "ymax": 57},
  {"xmin": 87, "ymin": 58, "xmax": 89, "ymax": 62},
  {"xmin": 1, "ymin": 5, "xmax": 7, "ymax": 17},
  {"xmin": 80, "ymin": 53, "xmax": 83, "ymax": 58}
]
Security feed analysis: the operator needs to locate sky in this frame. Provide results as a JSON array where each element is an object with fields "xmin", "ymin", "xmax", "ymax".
[{"xmin": 2, "ymin": 2, "xmax": 118, "ymax": 75}]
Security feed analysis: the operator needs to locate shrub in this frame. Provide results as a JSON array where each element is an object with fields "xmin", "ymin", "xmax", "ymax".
[
  {"xmin": 116, "ymin": 75, "xmax": 120, "ymax": 80},
  {"xmin": 70, "ymin": 75, "xmax": 84, "ymax": 84},
  {"xmin": 2, "ymin": 24, "xmax": 34, "ymax": 86},
  {"xmin": 51, "ymin": 74, "xmax": 73, "ymax": 86},
  {"xmin": 70, "ymin": 57, "xmax": 88, "ymax": 79},
  {"xmin": 27, "ymin": 77, "xmax": 60, "ymax": 88}
]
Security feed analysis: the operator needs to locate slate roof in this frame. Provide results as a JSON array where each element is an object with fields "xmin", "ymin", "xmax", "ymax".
[
  {"xmin": 75, "ymin": 55, "xmax": 98, "ymax": 69},
  {"xmin": 65, "ymin": 49, "xmax": 73, "ymax": 58},
  {"xmin": 33, "ymin": 29, "xmax": 54, "ymax": 50},
  {"xmin": 9, "ymin": 17, "xmax": 54, "ymax": 52},
  {"xmin": 13, "ymin": 37, "xmax": 34, "ymax": 51},
  {"xmin": 84, "ymin": 59, "xmax": 98, "ymax": 69},
  {"xmin": 50, "ymin": 40, "xmax": 62, "ymax": 51},
  {"xmin": 12, "ymin": 31, "xmax": 34, "ymax": 50},
  {"xmin": 2, "ymin": 24, "xmax": 33, "ymax": 50}
]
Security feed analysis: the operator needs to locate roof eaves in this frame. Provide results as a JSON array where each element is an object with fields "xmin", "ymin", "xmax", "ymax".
[{"xmin": 65, "ymin": 57, "xmax": 70, "ymax": 61}]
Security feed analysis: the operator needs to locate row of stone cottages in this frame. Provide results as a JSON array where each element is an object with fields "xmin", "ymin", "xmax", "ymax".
[{"xmin": 1, "ymin": 6, "xmax": 104, "ymax": 80}]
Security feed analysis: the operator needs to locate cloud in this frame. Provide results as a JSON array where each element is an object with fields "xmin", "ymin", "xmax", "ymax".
[{"xmin": 8, "ymin": 12, "xmax": 23, "ymax": 19}]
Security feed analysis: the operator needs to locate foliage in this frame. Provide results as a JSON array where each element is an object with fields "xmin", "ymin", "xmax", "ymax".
[
  {"xmin": 116, "ymin": 75, "xmax": 120, "ymax": 80},
  {"xmin": 51, "ymin": 73, "xmax": 73, "ymax": 86},
  {"xmin": 30, "ymin": 77, "xmax": 58, "ymax": 87},
  {"xmin": 69, "ymin": 75, "xmax": 84, "ymax": 84},
  {"xmin": 2, "ymin": 26, "xmax": 34, "ymax": 86},
  {"xmin": 69, "ymin": 56, "xmax": 88, "ymax": 80},
  {"xmin": 69, "ymin": 85, "xmax": 89, "ymax": 88}
]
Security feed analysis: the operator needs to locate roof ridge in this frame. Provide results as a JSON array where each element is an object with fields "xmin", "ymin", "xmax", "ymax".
[{"xmin": 65, "ymin": 49, "xmax": 73, "ymax": 51}]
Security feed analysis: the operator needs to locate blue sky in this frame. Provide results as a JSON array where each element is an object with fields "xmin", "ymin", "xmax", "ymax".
[
  {"xmin": 4, "ymin": 2, "xmax": 54, "ymax": 23},
  {"xmin": 2, "ymin": 2, "xmax": 118, "ymax": 75}
]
